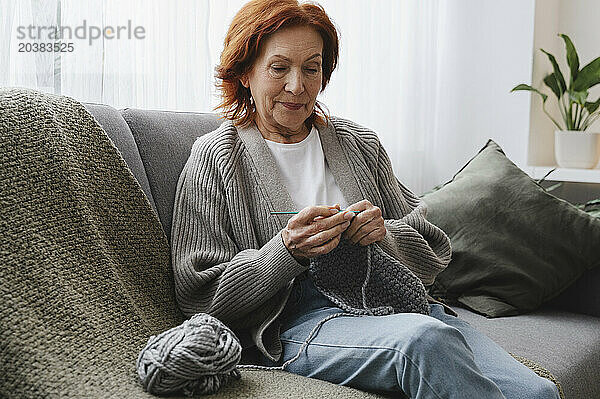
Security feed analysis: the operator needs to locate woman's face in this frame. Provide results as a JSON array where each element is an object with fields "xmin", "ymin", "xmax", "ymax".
[{"xmin": 241, "ymin": 25, "xmax": 323, "ymax": 139}]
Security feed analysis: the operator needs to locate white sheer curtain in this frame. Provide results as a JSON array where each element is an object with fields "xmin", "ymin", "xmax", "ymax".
[
  {"xmin": 319, "ymin": 0, "xmax": 535, "ymax": 194},
  {"xmin": 1, "ymin": 0, "xmax": 246, "ymax": 110},
  {"xmin": 1, "ymin": 0, "xmax": 535, "ymax": 193},
  {"xmin": 319, "ymin": 0, "xmax": 446, "ymax": 193}
]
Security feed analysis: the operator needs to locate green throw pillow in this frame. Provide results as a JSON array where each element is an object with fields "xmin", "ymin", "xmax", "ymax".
[{"xmin": 422, "ymin": 139, "xmax": 600, "ymax": 317}]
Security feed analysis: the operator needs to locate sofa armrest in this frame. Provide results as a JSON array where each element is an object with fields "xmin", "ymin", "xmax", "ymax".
[{"xmin": 544, "ymin": 266, "xmax": 600, "ymax": 317}]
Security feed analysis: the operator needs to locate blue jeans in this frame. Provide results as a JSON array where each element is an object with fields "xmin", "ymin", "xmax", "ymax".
[{"xmin": 259, "ymin": 275, "xmax": 560, "ymax": 399}]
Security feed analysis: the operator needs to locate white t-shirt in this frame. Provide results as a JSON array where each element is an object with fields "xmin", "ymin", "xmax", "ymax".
[{"xmin": 264, "ymin": 126, "xmax": 348, "ymax": 210}]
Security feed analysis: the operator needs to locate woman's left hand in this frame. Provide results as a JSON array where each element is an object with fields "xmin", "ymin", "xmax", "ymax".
[{"xmin": 342, "ymin": 199, "xmax": 386, "ymax": 246}]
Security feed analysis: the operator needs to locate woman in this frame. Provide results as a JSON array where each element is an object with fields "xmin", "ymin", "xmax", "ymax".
[{"xmin": 170, "ymin": 1, "xmax": 560, "ymax": 398}]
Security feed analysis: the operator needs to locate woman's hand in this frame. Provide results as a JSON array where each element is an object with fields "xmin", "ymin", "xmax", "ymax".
[
  {"xmin": 282, "ymin": 204, "xmax": 355, "ymax": 263},
  {"xmin": 342, "ymin": 199, "xmax": 386, "ymax": 246}
]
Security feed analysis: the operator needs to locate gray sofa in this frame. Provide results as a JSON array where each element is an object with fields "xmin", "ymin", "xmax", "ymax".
[{"xmin": 83, "ymin": 102, "xmax": 600, "ymax": 399}]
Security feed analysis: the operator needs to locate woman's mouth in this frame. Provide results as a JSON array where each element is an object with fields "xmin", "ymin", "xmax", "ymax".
[{"xmin": 281, "ymin": 102, "xmax": 304, "ymax": 110}]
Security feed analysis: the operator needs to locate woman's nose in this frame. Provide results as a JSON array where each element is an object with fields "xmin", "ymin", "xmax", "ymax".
[{"xmin": 285, "ymin": 70, "xmax": 304, "ymax": 96}]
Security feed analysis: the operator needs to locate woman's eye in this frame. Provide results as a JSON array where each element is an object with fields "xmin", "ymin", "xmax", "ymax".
[{"xmin": 271, "ymin": 66, "xmax": 286, "ymax": 72}]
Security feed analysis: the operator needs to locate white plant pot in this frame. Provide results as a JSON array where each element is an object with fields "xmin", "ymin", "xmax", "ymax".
[{"xmin": 554, "ymin": 130, "xmax": 600, "ymax": 169}]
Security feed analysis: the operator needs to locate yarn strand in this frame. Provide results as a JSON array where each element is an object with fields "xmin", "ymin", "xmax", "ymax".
[{"xmin": 238, "ymin": 312, "xmax": 359, "ymax": 372}]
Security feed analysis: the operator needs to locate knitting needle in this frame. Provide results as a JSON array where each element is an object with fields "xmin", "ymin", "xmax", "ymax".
[{"xmin": 270, "ymin": 210, "xmax": 362, "ymax": 215}]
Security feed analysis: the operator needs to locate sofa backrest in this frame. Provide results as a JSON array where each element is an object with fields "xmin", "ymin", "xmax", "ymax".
[
  {"xmin": 84, "ymin": 102, "xmax": 221, "ymax": 244},
  {"xmin": 82, "ymin": 101, "xmax": 599, "ymax": 317},
  {"xmin": 120, "ymin": 108, "xmax": 221, "ymax": 243},
  {"xmin": 83, "ymin": 103, "xmax": 157, "ymax": 214}
]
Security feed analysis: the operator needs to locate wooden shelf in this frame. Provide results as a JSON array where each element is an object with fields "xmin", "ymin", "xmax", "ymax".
[{"xmin": 526, "ymin": 166, "xmax": 600, "ymax": 184}]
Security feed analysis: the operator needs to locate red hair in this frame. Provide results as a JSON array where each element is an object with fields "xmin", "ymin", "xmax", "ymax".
[{"xmin": 215, "ymin": 0, "xmax": 339, "ymax": 127}]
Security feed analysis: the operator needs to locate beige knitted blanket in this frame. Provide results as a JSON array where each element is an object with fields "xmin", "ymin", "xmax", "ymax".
[{"xmin": 0, "ymin": 88, "xmax": 183, "ymax": 397}]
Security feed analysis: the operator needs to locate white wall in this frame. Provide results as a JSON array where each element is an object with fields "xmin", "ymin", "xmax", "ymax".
[{"xmin": 528, "ymin": 0, "xmax": 600, "ymax": 166}]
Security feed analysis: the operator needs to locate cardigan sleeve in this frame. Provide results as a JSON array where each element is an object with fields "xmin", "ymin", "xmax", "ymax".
[
  {"xmin": 373, "ymin": 140, "xmax": 452, "ymax": 286},
  {"xmin": 170, "ymin": 139, "xmax": 307, "ymax": 328}
]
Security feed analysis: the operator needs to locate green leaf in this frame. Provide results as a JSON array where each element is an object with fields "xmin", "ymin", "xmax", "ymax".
[
  {"xmin": 544, "ymin": 182, "xmax": 563, "ymax": 193},
  {"xmin": 569, "ymin": 89, "xmax": 588, "ymax": 106},
  {"xmin": 511, "ymin": 84, "xmax": 548, "ymax": 102},
  {"xmin": 543, "ymin": 73, "xmax": 561, "ymax": 99},
  {"xmin": 581, "ymin": 199, "xmax": 600, "ymax": 218},
  {"xmin": 573, "ymin": 56, "xmax": 600, "ymax": 91},
  {"xmin": 512, "ymin": 84, "xmax": 563, "ymax": 129},
  {"xmin": 559, "ymin": 34, "xmax": 579, "ymax": 83},
  {"xmin": 584, "ymin": 97, "xmax": 600, "ymax": 114},
  {"xmin": 541, "ymin": 49, "xmax": 567, "ymax": 93}
]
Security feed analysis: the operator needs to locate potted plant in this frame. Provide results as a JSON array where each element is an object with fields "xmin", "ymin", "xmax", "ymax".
[{"xmin": 512, "ymin": 33, "xmax": 600, "ymax": 169}]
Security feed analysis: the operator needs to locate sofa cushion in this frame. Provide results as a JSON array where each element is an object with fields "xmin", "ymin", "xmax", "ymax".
[
  {"xmin": 214, "ymin": 369, "xmax": 390, "ymax": 398},
  {"xmin": 83, "ymin": 103, "xmax": 157, "ymax": 213},
  {"xmin": 452, "ymin": 305, "xmax": 600, "ymax": 399},
  {"xmin": 120, "ymin": 109, "xmax": 221, "ymax": 243},
  {"xmin": 423, "ymin": 139, "xmax": 600, "ymax": 317}
]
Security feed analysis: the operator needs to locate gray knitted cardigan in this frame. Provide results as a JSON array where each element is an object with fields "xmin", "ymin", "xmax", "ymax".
[{"xmin": 170, "ymin": 117, "xmax": 453, "ymax": 362}]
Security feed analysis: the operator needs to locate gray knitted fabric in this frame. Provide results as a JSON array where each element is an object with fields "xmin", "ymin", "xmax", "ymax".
[{"xmin": 309, "ymin": 239, "xmax": 430, "ymax": 316}]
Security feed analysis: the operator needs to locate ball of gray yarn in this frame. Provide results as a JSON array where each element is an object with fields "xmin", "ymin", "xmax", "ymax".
[{"xmin": 136, "ymin": 313, "xmax": 242, "ymax": 396}]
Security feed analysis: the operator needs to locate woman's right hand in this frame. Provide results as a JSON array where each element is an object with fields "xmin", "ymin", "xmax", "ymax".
[{"xmin": 281, "ymin": 205, "xmax": 356, "ymax": 264}]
